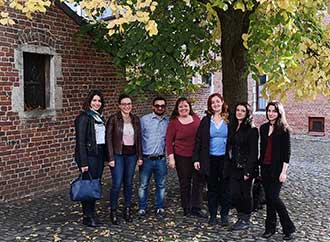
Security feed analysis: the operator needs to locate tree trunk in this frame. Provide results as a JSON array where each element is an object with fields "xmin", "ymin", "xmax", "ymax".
[{"xmin": 217, "ymin": 8, "xmax": 251, "ymax": 111}]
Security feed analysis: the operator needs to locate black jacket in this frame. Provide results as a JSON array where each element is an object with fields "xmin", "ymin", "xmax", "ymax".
[
  {"xmin": 192, "ymin": 114, "xmax": 230, "ymax": 176},
  {"xmin": 259, "ymin": 122, "xmax": 291, "ymax": 177},
  {"xmin": 225, "ymin": 124, "xmax": 259, "ymax": 178},
  {"xmin": 74, "ymin": 111, "xmax": 100, "ymax": 167}
]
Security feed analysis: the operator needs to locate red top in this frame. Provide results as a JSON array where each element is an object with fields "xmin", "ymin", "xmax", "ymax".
[
  {"xmin": 263, "ymin": 135, "xmax": 273, "ymax": 165},
  {"xmin": 166, "ymin": 114, "xmax": 200, "ymax": 157}
]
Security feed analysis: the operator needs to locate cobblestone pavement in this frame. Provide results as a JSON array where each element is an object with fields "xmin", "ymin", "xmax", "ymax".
[{"xmin": 1, "ymin": 136, "xmax": 329, "ymax": 242}]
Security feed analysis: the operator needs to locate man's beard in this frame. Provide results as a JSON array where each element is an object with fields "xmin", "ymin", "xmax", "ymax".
[{"xmin": 155, "ymin": 110, "xmax": 165, "ymax": 116}]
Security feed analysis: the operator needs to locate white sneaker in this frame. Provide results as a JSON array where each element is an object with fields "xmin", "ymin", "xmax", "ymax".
[
  {"xmin": 156, "ymin": 208, "xmax": 165, "ymax": 217},
  {"xmin": 138, "ymin": 209, "xmax": 146, "ymax": 218}
]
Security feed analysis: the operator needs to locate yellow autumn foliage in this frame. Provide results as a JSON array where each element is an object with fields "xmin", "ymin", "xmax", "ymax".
[
  {"xmin": 0, "ymin": 0, "xmax": 158, "ymax": 37},
  {"xmin": 1, "ymin": 0, "xmax": 330, "ymax": 100}
]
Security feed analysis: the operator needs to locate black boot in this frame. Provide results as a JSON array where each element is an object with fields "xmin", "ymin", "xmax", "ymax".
[
  {"xmin": 208, "ymin": 214, "xmax": 217, "ymax": 225},
  {"xmin": 191, "ymin": 207, "xmax": 207, "ymax": 218},
  {"xmin": 207, "ymin": 191, "xmax": 218, "ymax": 221},
  {"xmin": 123, "ymin": 207, "xmax": 133, "ymax": 222},
  {"xmin": 231, "ymin": 213, "xmax": 250, "ymax": 230},
  {"xmin": 183, "ymin": 208, "xmax": 191, "ymax": 216},
  {"xmin": 91, "ymin": 213, "xmax": 101, "ymax": 226},
  {"xmin": 83, "ymin": 216, "xmax": 100, "ymax": 227},
  {"xmin": 110, "ymin": 209, "xmax": 119, "ymax": 225},
  {"xmin": 221, "ymin": 215, "xmax": 229, "ymax": 226}
]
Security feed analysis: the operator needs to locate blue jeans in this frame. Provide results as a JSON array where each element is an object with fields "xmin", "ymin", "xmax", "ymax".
[
  {"xmin": 110, "ymin": 154, "xmax": 137, "ymax": 209},
  {"xmin": 138, "ymin": 158, "xmax": 167, "ymax": 210}
]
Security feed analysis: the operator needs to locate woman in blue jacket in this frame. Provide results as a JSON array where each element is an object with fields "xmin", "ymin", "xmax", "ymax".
[{"xmin": 192, "ymin": 93, "xmax": 231, "ymax": 225}]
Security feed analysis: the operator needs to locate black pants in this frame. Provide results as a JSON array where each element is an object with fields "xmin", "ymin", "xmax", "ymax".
[
  {"xmin": 261, "ymin": 165, "xmax": 295, "ymax": 234},
  {"xmin": 81, "ymin": 145, "xmax": 105, "ymax": 217},
  {"xmin": 207, "ymin": 155, "xmax": 231, "ymax": 218},
  {"xmin": 175, "ymin": 154, "xmax": 205, "ymax": 211},
  {"xmin": 230, "ymin": 169, "xmax": 253, "ymax": 218}
]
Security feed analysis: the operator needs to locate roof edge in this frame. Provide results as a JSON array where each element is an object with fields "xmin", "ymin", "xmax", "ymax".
[{"xmin": 54, "ymin": 0, "xmax": 87, "ymax": 26}]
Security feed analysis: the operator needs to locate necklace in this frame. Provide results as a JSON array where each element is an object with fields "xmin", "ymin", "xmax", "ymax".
[{"xmin": 123, "ymin": 115, "xmax": 131, "ymax": 123}]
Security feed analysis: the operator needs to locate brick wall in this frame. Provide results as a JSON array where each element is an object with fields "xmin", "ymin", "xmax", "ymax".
[
  {"xmin": 0, "ymin": 3, "xmax": 214, "ymax": 201},
  {"xmin": 0, "ymin": 4, "xmax": 128, "ymax": 201},
  {"xmin": 247, "ymin": 77, "xmax": 330, "ymax": 136},
  {"xmin": 212, "ymin": 73, "xmax": 330, "ymax": 136}
]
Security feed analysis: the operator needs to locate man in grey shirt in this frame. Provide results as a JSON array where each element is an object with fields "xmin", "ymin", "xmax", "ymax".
[{"xmin": 138, "ymin": 97, "xmax": 169, "ymax": 218}]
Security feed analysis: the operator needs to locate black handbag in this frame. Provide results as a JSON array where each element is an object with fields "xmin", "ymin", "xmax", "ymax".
[{"xmin": 70, "ymin": 172, "xmax": 102, "ymax": 201}]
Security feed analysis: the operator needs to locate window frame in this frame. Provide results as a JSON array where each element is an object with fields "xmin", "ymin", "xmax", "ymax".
[
  {"xmin": 12, "ymin": 45, "xmax": 62, "ymax": 120},
  {"xmin": 255, "ymin": 75, "xmax": 268, "ymax": 112},
  {"xmin": 201, "ymin": 73, "xmax": 212, "ymax": 86},
  {"xmin": 23, "ymin": 52, "xmax": 51, "ymax": 111},
  {"xmin": 308, "ymin": 117, "xmax": 325, "ymax": 133}
]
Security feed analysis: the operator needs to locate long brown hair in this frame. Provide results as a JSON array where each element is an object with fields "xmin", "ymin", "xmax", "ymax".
[
  {"xmin": 207, "ymin": 93, "xmax": 229, "ymax": 122},
  {"xmin": 170, "ymin": 97, "xmax": 194, "ymax": 119},
  {"xmin": 266, "ymin": 101, "xmax": 291, "ymax": 132}
]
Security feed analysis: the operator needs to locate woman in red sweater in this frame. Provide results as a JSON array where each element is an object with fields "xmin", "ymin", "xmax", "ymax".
[{"xmin": 166, "ymin": 97, "xmax": 205, "ymax": 216}]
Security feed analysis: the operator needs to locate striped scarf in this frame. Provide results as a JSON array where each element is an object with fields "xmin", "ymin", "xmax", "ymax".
[{"xmin": 87, "ymin": 109, "xmax": 105, "ymax": 124}]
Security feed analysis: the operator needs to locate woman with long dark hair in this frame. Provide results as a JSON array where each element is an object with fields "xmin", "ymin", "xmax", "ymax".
[
  {"xmin": 192, "ymin": 93, "xmax": 231, "ymax": 225},
  {"xmin": 259, "ymin": 101, "xmax": 296, "ymax": 240},
  {"xmin": 166, "ymin": 97, "xmax": 204, "ymax": 217},
  {"xmin": 74, "ymin": 90, "xmax": 106, "ymax": 227},
  {"xmin": 225, "ymin": 102, "xmax": 258, "ymax": 230}
]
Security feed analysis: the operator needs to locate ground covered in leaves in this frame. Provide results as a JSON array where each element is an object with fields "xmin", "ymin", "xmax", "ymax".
[{"xmin": 1, "ymin": 136, "xmax": 330, "ymax": 242}]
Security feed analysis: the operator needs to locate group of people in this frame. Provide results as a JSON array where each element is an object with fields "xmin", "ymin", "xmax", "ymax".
[{"xmin": 74, "ymin": 90, "xmax": 296, "ymax": 241}]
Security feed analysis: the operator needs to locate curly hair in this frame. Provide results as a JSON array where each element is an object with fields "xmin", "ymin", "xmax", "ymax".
[{"xmin": 82, "ymin": 90, "xmax": 105, "ymax": 113}]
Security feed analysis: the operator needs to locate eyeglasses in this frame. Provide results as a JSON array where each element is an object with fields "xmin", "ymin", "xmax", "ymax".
[
  {"xmin": 154, "ymin": 104, "xmax": 166, "ymax": 109},
  {"xmin": 120, "ymin": 102, "xmax": 132, "ymax": 106}
]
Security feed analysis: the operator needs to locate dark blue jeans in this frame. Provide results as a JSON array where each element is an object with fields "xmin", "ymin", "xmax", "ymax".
[
  {"xmin": 110, "ymin": 154, "xmax": 137, "ymax": 209},
  {"xmin": 81, "ymin": 145, "xmax": 105, "ymax": 217},
  {"xmin": 138, "ymin": 158, "xmax": 167, "ymax": 210}
]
